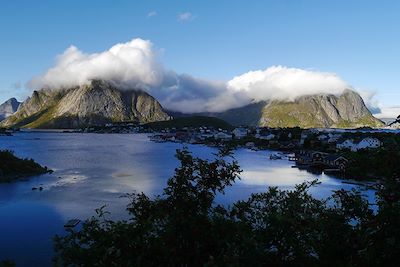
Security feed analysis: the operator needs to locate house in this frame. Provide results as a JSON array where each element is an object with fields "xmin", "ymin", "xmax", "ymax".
[
  {"xmin": 327, "ymin": 133, "xmax": 342, "ymax": 143},
  {"xmin": 296, "ymin": 150, "xmax": 328, "ymax": 163},
  {"xmin": 245, "ymin": 142, "xmax": 255, "ymax": 148},
  {"xmin": 214, "ymin": 132, "xmax": 232, "ymax": 140},
  {"xmin": 279, "ymin": 141, "xmax": 298, "ymax": 150},
  {"xmin": 300, "ymin": 130, "xmax": 312, "ymax": 145},
  {"xmin": 357, "ymin": 137, "xmax": 382, "ymax": 150},
  {"xmin": 257, "ymin": 133, "xmax": 275, "ymax": 140},
  {"xmin": 337, "ymin": 137, "xmax": 382, "ymax": 152},
  {"xmin": 311, "ymin": 151, "xmax": 328, "ymax": 163},
  {"xmin": 336, "ymin": 139, "xmax": 357, "ymax": 151},
  {"xmin": 317, "ymin": 134, "xmax": 329, "ymax": 142},
  {"xmin": 323, "ymin": 155, "xmax": 349, "ymax": 170},
  {"xmin": 232, "ymin": 127, "xmax": 248, "ymax": 139}
]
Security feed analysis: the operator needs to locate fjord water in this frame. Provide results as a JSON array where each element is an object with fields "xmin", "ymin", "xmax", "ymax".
[{"xmin": 0, "ymin": 132, "xmax": 374, "ymax": 266}]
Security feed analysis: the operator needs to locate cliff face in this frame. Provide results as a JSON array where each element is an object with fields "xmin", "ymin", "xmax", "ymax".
[
  {"xmin": 1, "ymin": 80, "xmax": 170, "ymax": 128},
  {"xmin": 200, "ymin": 89, "xmax": 383, "ymax": 128},
  {"xmin": 0, "ymin": 98, "xmax": 21, "ymax": 121},
  {"xmin": 259, "ymin": 90, "xmax": 383, "ymax": 128}
]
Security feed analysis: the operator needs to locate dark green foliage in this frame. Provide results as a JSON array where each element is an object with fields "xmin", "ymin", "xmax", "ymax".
[
  {"xmin": 54, "ymin": 148, "xmax": 400, "ymax": 267},
  {"xmin": 0, "ymin": 150, "xmax": 50, "ymax": 182},
  {"xmin": 0, "ymin": 260, "xmax": 15, "ymax": 267},
  {"xmin": 344, "ymin": 146, "xmax": 400, "ymax": 180}
]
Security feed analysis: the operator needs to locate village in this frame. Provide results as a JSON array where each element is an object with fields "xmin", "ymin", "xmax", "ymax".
[
  {"xmin": 145, "ymin": 124, "xmax": 390, "ymax": 175},
  {"xmin": 3, "ymin": 120, "xmax": 396, "ymax": 178}
]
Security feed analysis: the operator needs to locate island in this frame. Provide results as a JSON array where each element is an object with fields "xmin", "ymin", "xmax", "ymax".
[{"xmin": 0, "ymin": 150, "xmax": 51, "ymax": 183}]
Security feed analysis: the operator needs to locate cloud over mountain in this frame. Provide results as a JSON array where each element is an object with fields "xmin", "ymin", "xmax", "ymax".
[
  {"xmin": 27, "ymin": 38, "xmax": 356, "ymax": 113},
  {"xmin": 28, "ymin": 39, "xmax": 164, "ymax": 91},
  {"xmin": 227, "ymin": 66, "xmax": 349, "ymax": 102}
]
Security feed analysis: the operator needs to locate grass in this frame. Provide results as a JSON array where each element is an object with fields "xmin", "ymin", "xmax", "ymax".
[{"xmin": 261, "ymin": 102, "xmax": 325, "ymax": 128}]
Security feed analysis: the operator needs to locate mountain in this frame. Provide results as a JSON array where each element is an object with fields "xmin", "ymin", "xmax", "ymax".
[
  {"xmin": 0, "ymin": 98, "xmax": 21, "ymax": 121},
  {"xmin": 1, "ymin": 80, "xmax": 170, "ymax": 128},
  {"xmin": 174, "ymin": 90, "xmax": 383, "ymax": 128},
  {"xmin": 259, "ymin": 90, "xmax": 384, "ymax": 128}
]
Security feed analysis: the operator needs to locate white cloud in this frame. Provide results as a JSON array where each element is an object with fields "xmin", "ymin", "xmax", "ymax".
[
  {"xmin": 356, "ymin": 89, "xmax": 381, "ymax": 114},
  {"xmin": 27, "ymin": 38, "xmax": 239, "ymax": 113},
  {"xmin": 227, "ymin": 66, "xmax": 350, "ymax": 102},
  {"xmin": 157, "ymin": 73, "xmax": 248, "ymax": 113},
  {"xmin": 28, "ymin": 39, "xmax": 164, "ymax": 90},
  {"xmin": 147, "ymin": 11, "xmax": 157, "ymax": 18},
  {"xmin": 374, "ymin": 106, "xmax": 400, "ymax": 119},
  {"xmin": 177, "ymin": 12, "xmax": 195, "ymax": 22},
  {"xmin": 28, "ymin": 38, "xmax": 387, "ymax": 115}
]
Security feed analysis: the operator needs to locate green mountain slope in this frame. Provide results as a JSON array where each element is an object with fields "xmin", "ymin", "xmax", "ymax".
[{"xmin": 175, "ymin": 89, "xmax": 383, "ymax": 128}]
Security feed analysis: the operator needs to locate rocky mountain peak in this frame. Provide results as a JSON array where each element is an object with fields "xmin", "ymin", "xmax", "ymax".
[
  {"xmin": 194, "ymin": 89, "xmax": 383, "ymax": 128},
  {"xmin": 0, "ymin": 98, "xmax": 21, "ymax": 121},
  {"xmin": 0, "ymin": 80, "xmax": 170, "ymax": 128}
]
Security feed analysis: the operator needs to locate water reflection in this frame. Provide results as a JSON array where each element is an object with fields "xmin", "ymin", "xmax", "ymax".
[{"xmin": 0, "ymin": 132, "xmax": 375, "ymax": 266}]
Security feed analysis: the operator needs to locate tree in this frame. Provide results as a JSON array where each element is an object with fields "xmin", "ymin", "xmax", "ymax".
[{"xmin": 54, "ymin": 147, "xmax": 400, "ymax": 267}]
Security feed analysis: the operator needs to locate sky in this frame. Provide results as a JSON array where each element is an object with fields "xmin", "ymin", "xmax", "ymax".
[{"xmin": 0, "ymin": 0, "xmax": 399, "ymax": 117}]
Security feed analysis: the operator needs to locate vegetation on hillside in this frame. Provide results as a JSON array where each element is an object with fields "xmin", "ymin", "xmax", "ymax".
[
  {"xmin": 0, "ymin": 150, "xmax": 50, "ymax": 182},
  {"xmin": 54, "ymin": 147, "xmax": 400, "ymax": 266},
  {"xmin": 343, "ymin": 140, "xmax": 400, "ymax": 180},
  {"xmin": 144, "ymin": 116, "xmax": 233, "ymax": 130}
]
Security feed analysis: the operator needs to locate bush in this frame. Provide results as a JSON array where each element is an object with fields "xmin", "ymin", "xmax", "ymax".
[{"xmin": 54, "ymin": 148, "xmax": 400, "ymax": 267}]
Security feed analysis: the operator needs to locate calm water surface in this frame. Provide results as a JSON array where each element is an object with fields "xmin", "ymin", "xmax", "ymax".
[{"xmin": 0, "ymin": 132, "xmax": 374, "ymax": 266}]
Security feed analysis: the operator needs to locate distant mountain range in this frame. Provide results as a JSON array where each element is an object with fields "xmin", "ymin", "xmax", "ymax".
[
  {"xmin": 0, "ymin": 80, "xmax": 170, "ymax": 128},
  {"xmin": 0, "ymin": 98, "xmax": 20, "ymax": 121},
  {"xmin": 0, "ymin": 82, "xmax": 385, "ymax": 129}
]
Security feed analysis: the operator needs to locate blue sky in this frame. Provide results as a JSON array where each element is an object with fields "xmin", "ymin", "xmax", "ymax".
[{"xmin": 1, "ymin": 0, "xmax": 399, "ymax": 116}]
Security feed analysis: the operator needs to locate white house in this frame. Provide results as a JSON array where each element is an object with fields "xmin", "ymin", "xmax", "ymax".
[
  {"xmin": 300, "ymin": 130, "xmax": 313, "ymax": 145},
  {"xmin": 336, "ymin": 139, "xmax": 357, "ymax": 151},
  {"xmin": 214, "ymin": 132, "xmax": 232, "ymax": 140},
  {"xmin": 245, "ymin": 142, "xmax": 255, "ymax": 148},
  {"xmin": 232, "ymin": 127, "xmax": 248, "ymax": 139},
  {"xmin": 337, "ymin": 137, "xmax": 382, "ymax": 152},
  {"xmin": 317, "ymin": 134, "xmax": 329, "ymax": 141},
  {"xmin": 257, "ymin": 133, "xmax": 275, "ymax": 140},
  {"xmin": 356, "ymin": 137, "xmax": 382, "ymax": 150},
  {"xmin": 327, "ymin": 133, "xmax": 342, "ymax": 143}
]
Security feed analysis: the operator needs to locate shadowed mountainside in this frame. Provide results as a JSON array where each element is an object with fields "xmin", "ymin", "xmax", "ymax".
[
  {"xmin": 1, "ymin": 80, "xmax": 171, "ymax": 129},
  {"xmin": 0, "ymin": 97, "xmax": 20, "ymax": 121}
]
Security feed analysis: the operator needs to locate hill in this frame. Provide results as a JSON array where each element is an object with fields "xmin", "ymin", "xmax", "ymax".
[{"xmin": 0, "ymin": 150, "xmax": 50, "ymax": 183}]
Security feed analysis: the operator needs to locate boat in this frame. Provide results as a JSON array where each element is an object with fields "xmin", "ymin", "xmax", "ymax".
[
  {"xmin": 324, "ymin": 168, "xmax": 341, "ymax": 174},
  {"xmin": 269, "ymin": 154, "xmax": 282, "ymax": 160},
  {"xmin": 64, "ymin": 219, "xmax": 81, "ymax": 228}
]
